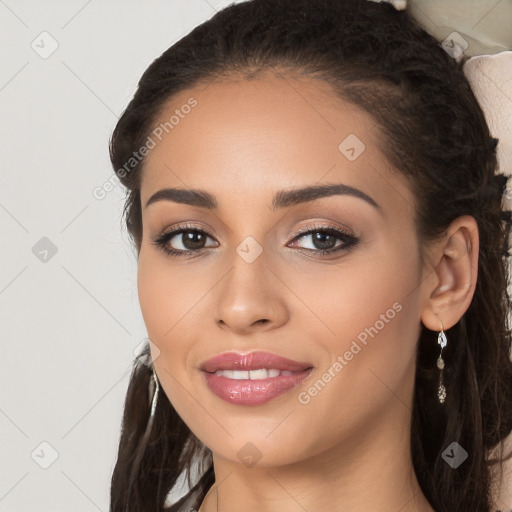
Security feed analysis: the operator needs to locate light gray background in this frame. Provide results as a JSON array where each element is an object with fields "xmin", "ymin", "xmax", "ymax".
[{"xmin": 1, "ymin": 1, "xmax": 511, "ymax": 510}]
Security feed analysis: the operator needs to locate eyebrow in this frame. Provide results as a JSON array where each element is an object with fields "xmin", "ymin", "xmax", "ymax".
[{"xmin": 144, "ymin": 183, "xmax": 381, "ymax": 212}]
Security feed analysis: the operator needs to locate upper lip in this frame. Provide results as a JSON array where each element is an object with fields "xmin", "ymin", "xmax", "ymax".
[{"xmin": 200, "ymin": 351, "xmax": 314, "ymax": 373}]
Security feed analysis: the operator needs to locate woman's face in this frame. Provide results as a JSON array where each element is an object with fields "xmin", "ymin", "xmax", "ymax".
[{"xmin": 137, "ymin": 73, "xmax": 430, "ymax": 466}]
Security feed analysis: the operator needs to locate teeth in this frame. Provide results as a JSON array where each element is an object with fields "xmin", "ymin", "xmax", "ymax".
[{"xmin": 213, "ymin": 368, "xmax": 296, "ymax": 379}]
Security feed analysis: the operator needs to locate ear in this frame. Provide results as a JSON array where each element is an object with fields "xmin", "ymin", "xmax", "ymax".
[{"xmin": 420, "ymin": 215, "xmax": 479, "ymax": 331}]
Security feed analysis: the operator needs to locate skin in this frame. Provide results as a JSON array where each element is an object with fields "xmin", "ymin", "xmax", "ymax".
[{"xmin": 136, "ymin": 72, "xmax": 479, "ymax": 512}]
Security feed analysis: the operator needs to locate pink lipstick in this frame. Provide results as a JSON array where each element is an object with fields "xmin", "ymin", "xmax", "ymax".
[{"xmin": 200, "ymin": 351, "xmax": 314, "ymax": 405}]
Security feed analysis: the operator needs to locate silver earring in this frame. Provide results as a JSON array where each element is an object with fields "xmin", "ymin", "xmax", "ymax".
[
  {"xmin": 437, "ymin": 322, "xmax": 447, "ymax": 404},
  {"xmin": 149, "ymin": 364, "xmax": 160, "ymax": 419}
]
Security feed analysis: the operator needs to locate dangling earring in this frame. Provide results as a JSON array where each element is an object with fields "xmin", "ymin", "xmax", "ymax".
[
  {"xmin": 149, "ymin": 364, "xmax": 160, "ymax": 419},
  {"xmin": 437, "ymin": 322, "xmax": 447, "ymax": 404}
]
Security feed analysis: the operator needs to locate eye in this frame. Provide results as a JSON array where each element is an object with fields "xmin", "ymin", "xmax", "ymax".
[
  {"xmin": 288, "ymin": 223, "xmax": 359, "ymax": 256},
  {"xmin": 150, "ymin": 222, "xmax": 359, "ymax": 258},
  {"xmin": 150, "ymin": 223, "xmax": 217, "ymax": 257}
]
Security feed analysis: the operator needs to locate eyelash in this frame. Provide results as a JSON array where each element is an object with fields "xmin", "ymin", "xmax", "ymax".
[{"xmin": 150, "ymin": 222, "xmax": 360, "ymax": 258}]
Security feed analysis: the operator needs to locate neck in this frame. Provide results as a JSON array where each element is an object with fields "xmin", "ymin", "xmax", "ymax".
[{"xmin": 197, "ymin": 398, "xmax": 435, "ymax": 512}]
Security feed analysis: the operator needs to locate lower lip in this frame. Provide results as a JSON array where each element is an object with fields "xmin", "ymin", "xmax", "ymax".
[{"xmin": 202, "ymin": 369, "xmax": 313, "ymax": 405}]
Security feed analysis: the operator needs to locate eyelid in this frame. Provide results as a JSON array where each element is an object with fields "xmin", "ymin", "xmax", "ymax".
[
  {"xmin": 156, "ymin": 221, "xmax": 218, "ymax": 240},
  {"xmin": 156, "ymin": 220, "xmax": 356, "ymax": 243},
  {"xmin": 290, "ymin": 221, "xmax": 356, "ymax": 240}
]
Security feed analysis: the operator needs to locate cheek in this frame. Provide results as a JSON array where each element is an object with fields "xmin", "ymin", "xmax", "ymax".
[
  {"xmin": 328, "ymin": 248, "xmax": 421, "ymax": 396},
  {"xmin": 137, "ymin": 256, "xmax": 199, "ymax": 406},
  {"xmin": 286, "ymin": 252, "xmax": 409, "ymax": 342},
  {"xmin": 137, "ymin": 258, "xmax": 171, "ymax": 340},
  {"xmin": 300, "ymin": 240, "xmax": 421, "ymax": 371},
  {"xmin": 136, "ymin": 252, "xmax": 207, "ymax": 341},
  {"xmin": 136, "ymin": 252, "xmax": 216, "ymax": 398}
]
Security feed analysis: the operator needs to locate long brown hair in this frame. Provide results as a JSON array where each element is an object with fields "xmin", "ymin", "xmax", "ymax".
[{"xmin": 108, "ymin": 0, "xmax": 512, "ymax": 510}]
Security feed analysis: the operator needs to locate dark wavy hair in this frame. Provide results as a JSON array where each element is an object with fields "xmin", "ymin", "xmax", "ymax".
[{"xmin": 108, "ymin": 0, "xmax": 512, "ymax": 510}]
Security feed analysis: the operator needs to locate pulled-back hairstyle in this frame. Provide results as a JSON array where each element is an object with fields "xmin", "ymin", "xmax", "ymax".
[{"xmin": 108, "ymin": 0, "xmax": 512, "ymax": 510}]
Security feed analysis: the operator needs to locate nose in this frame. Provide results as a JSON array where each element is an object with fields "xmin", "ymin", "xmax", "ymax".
[{"xmin": 214, "ymin": 249, "xmax": 289, "ymax": 335}]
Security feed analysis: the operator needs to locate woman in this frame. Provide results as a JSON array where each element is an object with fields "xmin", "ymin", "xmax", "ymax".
[{"xmin": 108, "ymin": 0, "xmax": 512, "ymax": 510}]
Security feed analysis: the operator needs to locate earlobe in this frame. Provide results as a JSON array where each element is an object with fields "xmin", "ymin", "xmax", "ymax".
[{"xmin": 421, "ymin": 215, "xmax": 479, "ymax": 331}]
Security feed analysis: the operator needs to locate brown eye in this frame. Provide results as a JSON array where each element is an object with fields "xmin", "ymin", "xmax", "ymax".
[
  {"xmin": 288, "ymin": 225, "xmax": 359, "ymax": 256},
  {"xmin": 175, "ymin": 231, "xmax": 209, "ymax": 250},
  {"xmin": 151, "ymin": 224, "xmax": 217, "ymax": 257}
]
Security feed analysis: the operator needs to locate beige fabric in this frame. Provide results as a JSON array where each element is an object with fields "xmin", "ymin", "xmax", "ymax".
[
  {"xmin": 409, "ymin": 0, "xmax": 512, "ymax": 57},
  {"xmin": 464, "ymin": 52, "xmax": 512, "ymax": 209}
]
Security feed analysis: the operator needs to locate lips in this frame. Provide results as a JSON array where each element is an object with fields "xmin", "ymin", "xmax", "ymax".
[{"xmin": 199, "ymin": 351, "xmax": 313, "ymax": 373}]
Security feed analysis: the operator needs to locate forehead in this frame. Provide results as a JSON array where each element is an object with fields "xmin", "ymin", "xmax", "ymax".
[{"xmin": 139, "ymin": 74, "xmax": 414, "ymax": 216}]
